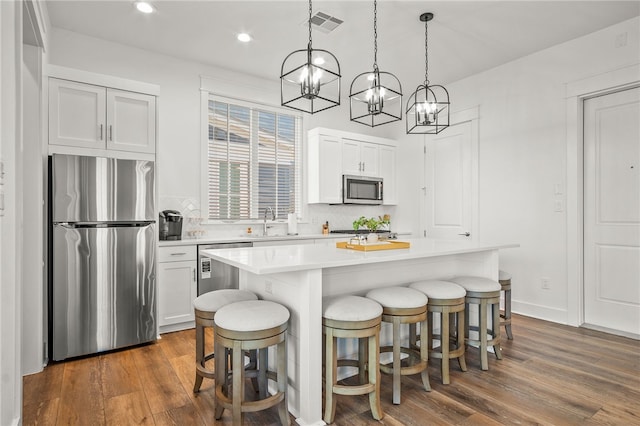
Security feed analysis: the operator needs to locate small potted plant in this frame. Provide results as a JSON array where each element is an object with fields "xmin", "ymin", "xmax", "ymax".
[{"xmin": 352, "ymin": 215, "xmax": 390, "ymax": 243}]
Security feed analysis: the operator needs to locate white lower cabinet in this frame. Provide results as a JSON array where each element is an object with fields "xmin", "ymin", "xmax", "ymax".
[{"xmin": 157, "ymin": 245, "xmax": 197, "ymax": 333}]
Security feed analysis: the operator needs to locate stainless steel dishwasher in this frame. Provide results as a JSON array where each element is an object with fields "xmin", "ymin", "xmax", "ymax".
[{"xmin": 197, "ymin": 242, "xmax": 253, "ymax": 295}]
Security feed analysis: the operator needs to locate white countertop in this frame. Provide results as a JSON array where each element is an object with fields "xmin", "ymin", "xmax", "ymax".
[
  {"xmin": 157, "ymin": 233, "xmax": 349, "ymax": 247},
  {"xmin": 200, "ymin": 238, "xmax": 519, "ymax": 274}
]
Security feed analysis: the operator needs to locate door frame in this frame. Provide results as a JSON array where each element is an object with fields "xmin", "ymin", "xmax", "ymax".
[
  {"xmin": 421, "ymin": 106, "xmax": 479, "ymax": 240},
  {"xmin": 565, "ymin": 64, "xmax": 640, "ymax": 327}
]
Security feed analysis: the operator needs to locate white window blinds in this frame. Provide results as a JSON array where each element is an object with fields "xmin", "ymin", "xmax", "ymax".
[{"xmin": 206, "ymin": 96, "xmax": 302, "ymax": 220}]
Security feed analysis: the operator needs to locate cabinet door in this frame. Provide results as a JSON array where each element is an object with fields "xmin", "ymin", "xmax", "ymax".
[
  {"xmin": 49, "ymin": 79, "xmax": 106, "ymax": 149},
  {"xmin": 158, "ymin": 260, "xmax": 196, "ymax": 327},
  {"xmin": 379, "ymin": 145, "xmax": 397, "ymax": 205},
  {"xmin": 106, "ymin": 89, "xmax": 156, "ymax": 153},
  {"xmin": 308, "ymin": 135, "xmax": 342, "ymax": 203},
  {"xmin": 342, "ymin": 138, "xmax": 362, "ymax": 175},
  {"xmin": 360, "ymin": 142, "xmax": 379, "ymax": 176}
]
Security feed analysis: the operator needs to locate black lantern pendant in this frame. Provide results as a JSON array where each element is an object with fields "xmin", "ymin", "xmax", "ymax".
[
  {"xmin": 349, "ymin": 0, "xmax": 402, "ymax": 127},
  {"xmin": 280, "ymin": 0, "xmax": 341, "ymax": 114},
  {"xmin": 406, "ymin": 13, "xmax": 450, "ymax": 134}
]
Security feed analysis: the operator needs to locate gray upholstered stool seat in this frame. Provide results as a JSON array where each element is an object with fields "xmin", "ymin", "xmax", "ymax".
[
  {"xmin": 499, "ymin": 270, "xmax": 513, "ymax": 340},
  {"xmin": 193, "ymin": 289, "xmax": 258, "ymax": 393},
  {"xmin": 450, "ymin": 276, "xmax": 502, "ymax": 371},
  {"xmin": 409, "ymin": 280, "xmax": 468, "ymax": 384},
  {"xmin": 366, "ymin": 287, "xmax": 431, "ymax": 404},
  {"xmin": 323, "ymin": 295, "xmax": 384, "ymax": 423},
  {"xmin": 214, "ymin": 300, "xmax": 290, "ymax": 425}
]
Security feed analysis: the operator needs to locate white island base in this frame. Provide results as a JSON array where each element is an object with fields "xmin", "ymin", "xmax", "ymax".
[{"xmin": 201, "ymin": 238, "xmax": 517, "ymax": 425}]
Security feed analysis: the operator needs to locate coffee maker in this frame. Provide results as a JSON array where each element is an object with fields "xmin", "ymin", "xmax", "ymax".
[{"xmin": 159, "ymin": 210, "xmax": 183, "ymax": 240}]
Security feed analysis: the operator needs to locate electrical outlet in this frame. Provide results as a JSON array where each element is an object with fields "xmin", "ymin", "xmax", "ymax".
[
  {"xmin": 265, "ymin": 280, "xmax": 273, "ymax": 294},
  {"xmin": 554, "ymin": 200, "xmax": 563, "ymax": 212},
  {"xmin": 541, "ymin": 277, "xmax": 551, "ymax": 290}
]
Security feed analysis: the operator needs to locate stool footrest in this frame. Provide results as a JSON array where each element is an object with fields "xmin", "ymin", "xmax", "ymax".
[
  {"xmin": 215, "ymin": 384, "xmax": 285, "ymax": 413},
  {"xmin": 332, "ymin": 383, "xmax": 375, "ymax": 396}
]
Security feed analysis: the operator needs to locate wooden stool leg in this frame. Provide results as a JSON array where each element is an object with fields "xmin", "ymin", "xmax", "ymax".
[
  {"xmin": 409, "ymin": 323, "xmax": 417, "ymax": 349},
  {"xmin": 505, "ymin": 287, "xmax": 513, "ymax": 340},
  {"xmin": 427, "ymin": 311, "xmax": 434, "ymax": 353},
  {"xmin": 214, "ymin": 338, "xmax": 225, "ymax": 420},
  {"xmin": 323, "ymin": 329, "xmax": 337, "ymax": 425},
  {"xmin": 232, "ymin": 341, "xmax": 244, "ymax": 425},
  {"xmin": 493, "ymin": 302, "xmax": 503, "ymax": 360},
  {"xmin": 277, "ymin": 338, "xmax": 290, "ymax": 426},
  {"xmin": 369, "ymin": 331, "xmax": 383, "ymax": 420},
  {"xmin": 441, "ymin": 310, "xmax": 451, "ymax": 384},
  {"xmin": 457, "ymin": 309, "xmax": 467, "ymax": 372},
  {"xmin": 392, "ymin": 317, "xmax": 401, "ymax": 404},
  {"xmin": 419, "ymin": 317, "xmax": 431, "ymax": 391},
  {"xmin": 358, "ymin": 337, "xmax": 368, "ymax": 384},
  {"xmin": 479, "ymin": 301, "xmax": 489, "ymax": 370},
  {"xmin": 194, "ymin": 322, "xmax": 205, "ymax": 393},
  {"xmin": 258, "ymin": 348, "xmax": 268, "ymax": 399}
]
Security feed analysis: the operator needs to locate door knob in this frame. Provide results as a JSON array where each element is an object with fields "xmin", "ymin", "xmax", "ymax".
[{"xmin": 458, "ymin": 232, "xmax": 471, "ymax": 237}]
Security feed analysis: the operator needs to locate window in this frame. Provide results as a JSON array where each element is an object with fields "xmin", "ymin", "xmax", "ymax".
[{"xmin": 205, "ymin": 95, "xmax": 302, "ymax": 221}]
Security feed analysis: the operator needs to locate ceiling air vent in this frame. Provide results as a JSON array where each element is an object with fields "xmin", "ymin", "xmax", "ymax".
[{"xmin": 308, "ymin": 11, "xmax": 343, "ymax": 34}]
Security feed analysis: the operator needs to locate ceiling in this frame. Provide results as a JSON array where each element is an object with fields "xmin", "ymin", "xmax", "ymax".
[{"xmin": 46, "ymin": 1, "xmax": 640, "ymax": 89}]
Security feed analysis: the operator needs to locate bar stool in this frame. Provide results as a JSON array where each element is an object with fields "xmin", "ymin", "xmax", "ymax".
[
  {"xmin": 365, "ymin": 287, "xmax": 431, "ymax": 404},
  {"xmin": 409, "ymin": 280, "xmax": 467, "ymax": 384},
  {"xmin": 193, "ymin": 289, "xmax": 258, "ymax": 393},
  {"xmin": 450, "ymin": 276, "xmax": 502, "ymax": 371},
  {"xmin": 323, "ymin": 295, "xmax": 383, "ymax": 424},
  {"xmin": 499, "ymin": 270, "xmax": 513, "ymax": 340},
  {"xmin": 213, "ymin": 300, "xmax": 290, "ymax": 425}
]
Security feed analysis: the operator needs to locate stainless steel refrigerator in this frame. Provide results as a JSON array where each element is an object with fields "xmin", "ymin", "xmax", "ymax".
[{"xmin": 50, "ymin": 154, "xmax": 156, "ymax": 361}]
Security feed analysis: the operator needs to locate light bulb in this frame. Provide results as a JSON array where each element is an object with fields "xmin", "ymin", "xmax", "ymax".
[{"xmin": 134, "ymin": 1, "xmax": 154, "ymax": 14}]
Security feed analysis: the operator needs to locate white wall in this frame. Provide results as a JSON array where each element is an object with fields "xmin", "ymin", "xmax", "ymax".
[
  {"xmin": 1, "ymin": 1, "xmax": 23, "ymax": 424},
  {"xmin": 396, "ymin": 16, "xmax": 640, "ymax": 323}
]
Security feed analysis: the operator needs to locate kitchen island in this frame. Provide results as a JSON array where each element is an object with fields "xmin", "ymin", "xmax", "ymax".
[{"xmin": 201, "ymin": 238, "xmax": 518, "ymax": 425}]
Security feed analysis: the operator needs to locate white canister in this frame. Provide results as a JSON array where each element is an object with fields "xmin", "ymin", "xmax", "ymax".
[{"xmin": 287, "ymin": 213, "xmax": 298, "ymax": 235}]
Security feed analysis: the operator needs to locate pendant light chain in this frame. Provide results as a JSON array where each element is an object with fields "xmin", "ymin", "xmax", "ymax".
[
  {"xmin": 373, "ymin": 0, "xmax": 378, "ymax": 69},
  {"xmin": 307, "ymin": 0, "xmax": 313, "ymax": 48},
  {"xmin": 424, "ymin": 17, "xmax": 429, "ymax": 86}
]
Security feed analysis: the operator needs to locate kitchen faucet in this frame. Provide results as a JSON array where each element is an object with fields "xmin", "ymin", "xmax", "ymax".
[{"xmin": 263, "ymin": 206, "xmax": 275, "ymax": 236}]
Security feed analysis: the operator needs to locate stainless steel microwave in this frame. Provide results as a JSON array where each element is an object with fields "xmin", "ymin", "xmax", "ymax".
[{"xmin": 343, "ymin": 175, "xmax": 383, "ymax": 204}]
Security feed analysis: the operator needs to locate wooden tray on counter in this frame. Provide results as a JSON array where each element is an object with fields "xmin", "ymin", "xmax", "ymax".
[{"xmin": 336, "ymin": 241, "xmax": 411, "ymax": 251}]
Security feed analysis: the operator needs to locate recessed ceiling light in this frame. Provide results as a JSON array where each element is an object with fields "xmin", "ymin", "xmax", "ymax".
[
  {"xmin": 313, "ymin": 57, "xmax": 325, "ymax": 66},
  {"xmin": 134, "ymin": 1, "xmax": 155, "ymax": 14},
  {"xmin": 237, "ymin": 33, "xmax": 252, "ymax": 43}
]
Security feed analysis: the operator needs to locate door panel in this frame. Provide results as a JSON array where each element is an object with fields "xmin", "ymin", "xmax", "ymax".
[
  {"xmin": 52, "ymin": 154, "xmax": 155, "ymax": 222},
  {"xmin": 425, "ymin": 121, "xmax": 473, "ymax": 239},
  {"xmin": 106, "ymin": 89, "xmax": 156, "ymax": 153},
  {"xmin": 584, "ymin": 87, "xmax": 640, "ymax": 336},
  {"xmin": 52, "ymin": 224, "xmax": 156, "ymax": 360}
]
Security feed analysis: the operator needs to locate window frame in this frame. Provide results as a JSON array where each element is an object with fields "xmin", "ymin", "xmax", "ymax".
[{"xmin": 200, "ymin": 92, "xmax": 303, "ymax": 224}]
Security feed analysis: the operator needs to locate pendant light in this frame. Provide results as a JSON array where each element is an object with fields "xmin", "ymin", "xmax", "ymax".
[
  {"xmin": 349, "ymin": 0, "xmax": 402, "ymax": 127},
  {"xmin": 280, "ymin": 0, "xmax": 341, "ymax": 114},
  {"xmin": 406, "ymin": 13, "xmax": 450, "ymax": 134}
]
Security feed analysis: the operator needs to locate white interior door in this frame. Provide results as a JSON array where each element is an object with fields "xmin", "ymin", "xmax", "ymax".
[
  {"xmin": 424, "ymin": 120, "xmax": 476, "ymax": 240},
  {"xmin": 583, "ymin": 87, "xmax": 640, "ymax": 337}
]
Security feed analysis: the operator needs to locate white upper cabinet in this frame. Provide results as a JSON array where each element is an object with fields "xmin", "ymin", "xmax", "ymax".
[
  {"xmin": 307, "ymin": 133, "xmax": 343, "ymax": 204},
  {"xmin": 49, "ymin": 79, "xmax": 106, "ymax": 149},
  {"xmin": 307, "ymin": 128, "xmax": 397, "ymax": 205},
  {"xmin": 49, "ymin": 76, "xmax": 156, "ymax": 155},
  {"xmin": 378, "ymin": 144, "xmax": 397, "ymax": 205},
  {"xmin": 106, "ymin": 89, "xmax": 156, "ymax": 153},
  {"xmin": 342, "ymin": 139, "xmax": 379, "ymax": 177}
]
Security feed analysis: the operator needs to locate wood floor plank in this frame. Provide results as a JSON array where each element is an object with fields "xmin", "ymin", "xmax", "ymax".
[
  {"xmin": 153, "ymin": 403, "xmax": 205, "ymax": 426},
  {"xmin": 22, "ymin": 361, "xmax": 64, "ymax": 407},
  {"xmin": 104, "ymin": 391, "xmax": 154, "ymax": 426},
  {"xmin": 56, "ymin": 357, "xmax": 106, "ymax": 425},
  {"xmin": 101, "ymin": 349, "xmax": 143, "ymax": 399},
  {"xmin": 22, "ymin": 398, "xmax": 59, "ymax": 426},
  {"xmin": 130, "ymin": 343, "xmax": 192, "ymax": 414},
  {"xmin": 23, "ymin": 314, "xmax": 640, "ymax": 426}
]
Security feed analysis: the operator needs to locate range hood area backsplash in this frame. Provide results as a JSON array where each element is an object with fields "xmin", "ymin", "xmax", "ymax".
[{"xmin": 159, "ymin": 196, "xmax": 396, "ymax": 239}]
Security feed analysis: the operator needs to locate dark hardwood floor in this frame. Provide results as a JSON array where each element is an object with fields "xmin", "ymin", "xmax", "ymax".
[{"xmin": 23, "ymin": 314, "xmax": 640, "ymax": 425}]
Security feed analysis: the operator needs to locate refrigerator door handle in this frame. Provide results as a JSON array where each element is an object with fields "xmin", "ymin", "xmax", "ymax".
[{"xmin": 56, "ymin": 221, "xmax": 155, "ymax": 229}]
